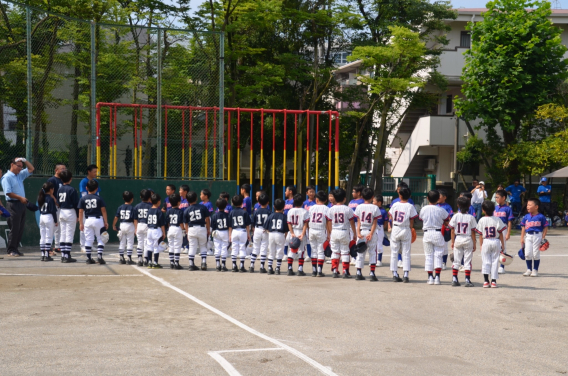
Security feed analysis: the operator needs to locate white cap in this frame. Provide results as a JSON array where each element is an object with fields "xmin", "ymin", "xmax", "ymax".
[{"xmin": 479, "ymin": 181, "xmax": 485, "ymax": 185}]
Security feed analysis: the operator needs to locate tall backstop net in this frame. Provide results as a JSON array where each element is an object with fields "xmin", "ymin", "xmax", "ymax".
[{"xmin": 0, "ymin": 0, "xmax": 223, "ymax": 179}]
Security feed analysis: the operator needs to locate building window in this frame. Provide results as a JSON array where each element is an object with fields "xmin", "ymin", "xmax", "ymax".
[
  {"xmin": 446, "ymin": 95, "xmax": 453, "ymax": 114},
  {"xmin": 460, "ymin": 31, "xmax": 471, "ymax": 48},
  {"xmin": 333, "ymin": 52, "xmax": 350, "ymax": 66}
]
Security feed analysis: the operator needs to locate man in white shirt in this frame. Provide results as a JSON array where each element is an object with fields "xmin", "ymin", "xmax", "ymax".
[{"xmin": 471, "ymin": 180, "xmax": 487, "ymax": 221}]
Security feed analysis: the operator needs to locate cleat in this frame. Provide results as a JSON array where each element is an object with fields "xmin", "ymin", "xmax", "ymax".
[
  {"xmin": 41, "ymin": 256, "xmax": 46, "ymax": 261},
  {"xmin": 317, "ymin": 272, "xmax": 326, "ymax": 277},
  {"xmin": 530, "ymin": 270, "xmax": 538, "ymax": 277},
  {"xmin": 143, "ymin": 260, "xmax": 149, "ymax": 267},
  {"xmin": 62, "ymin": 257, "xmax": 77, "ymax": 263},
  {"xmin": 452, "ymin": 280, "xmax": 461, "ymax": 287},
  {"xmin": 188, "ymin": 265, "xmax": 200, "ymax": 271},
  {"xmin": 61, "ymin": 257, "xmax": 65, "ymax": 262},
  {"xmin": 441, "ymin": 263, "xmax": 447, "ymax": 270},
  {"xmin": 297, "ymin": 270, "xmax": 306, "ymax": 276},
  {"xmin": 355, "ymin": 274, "xmax": 365, "ymax": 281},
  {"xmin": 260, "ymin": 267, "xmax": 267, "ymax": 274},
  {"xmin": 249, "ymin": 267, "xmax": 255, "ymax": 273},
  {"xmin": 333, "ymin": 272, "xmax": 340, "ymax": 278},
  {"xmin": 201, "ymin": 263, "xmax": 207, "ymax": 271},
  {"xmin": 232, "ymin": 266, "xmax": 239, "ymax": 272},
  {"xmin": 403, "ymin": 277, "xmax": 409, "ymax": 283},
  {"xmin": 137, "ymin": 260, "xmax": 143, "ymax": 267},
  {"xmin": 216, "ymin": 266, "xmax": 222, "ymax": 272},
  {"xmin": 312, "ymin": 272, "xmax": 318, "ymax": 277},
  {"xmin": 427, "ymin": 277, "xmax": 434, "ymax": 285},
  {"xmin": 175, "ymin": 263, "xmax": 183, "ymax": 270},
  {"xmin": 153, "ymin": 264, "xmax": 163, "ymax": 269},
  {"xmin": 370, "ymin": 275, "xmax": 378, "ymax": 282},
  {"xmin": 97, "ymin": 257, "xmax": 106, "ymax": 265},
  {"xmin": 393, "ymin": 276, "xmax": 403, "ymax": 282},
  {"xmin": 239, "ymin": 267, "xmax": 247, "ymax": 273},
  {"xmin": 343, "ymin": 273, "xmax": 352, "ymax": 279},
  {"xmin": 523, "ymin": 269, "xmax": 532, "ymax": 277},
  {"xmin": 119, "ymin": 257, "xmax": 126, "ymax": 265},
  {"xmin": 483, "ymin": 282, "xmax": 490, "ymax": 288},
  {"xmin": 86, "ymin": 258, "xmax": 96, "ymax": 264},
  {"xmin": 126, "ymin": 259, "xmax": 135, "ymax": 265},
  {"xmin": 170, "ymin": 263, "xmax": 176, "ymax": 269},
  {"xmin": 465, "ymin": 281, "xmax": 474, "ymax": 287},
  {"xmin": 221, "ymin": 266, "xmax": 228, "ymax": 272},
  {"xmin": 498, "ymin": 267, "xmax": 505, "ymax": 274},
  {"xmin": 377, "ymin": 261, "xmax": 383, "ymax": 267},
  {"xmin": 491, "ymin": 281, "xmax": 498, "ymax": 288},
  {"xmin": 434, "ymin": 277, "xmax": 441, "ymax": 285},
  {"xmin": 287, "ymin": 270, "xmax": 296, "ymax": 276},
  {"xmin": 275, "ymin": 268, "xmax": 281, "ymax": 275},
  {"xmin": 45, "ymin": 256, "xmax": 54, "ymax": 262},
  {"xmin": 268, "ymin": 268, "xmax": 275, "ymax": 275}
]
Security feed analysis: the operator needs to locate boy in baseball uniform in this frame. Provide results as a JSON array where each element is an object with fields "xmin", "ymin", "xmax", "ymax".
[
  {"xmin": 354, "ymin": 187, "xmax": 381, "ymax": 281},
  {"xmin": 373, "ymin": 195, "xmax": 388, "ymax": 267},
  {"xmin": 287, "ymin": 194, "xmax": 309, "ymax": 276},
  {"xmin": 166, "ymin": 193, "xmax": 185, "ymax": 270},
  {"xmin": 308, "ymin": 190, "xmax": 331, "ymax": 277},
  {"xmin": 348, "ymin": 185, "xmax": 364, "ymax": 266},
  {"xmin": 146, "ymin": 193, "xmax": 166, "ymax": 269},
  {"xmin": 420, "ymin": 190, "xmax": 451, "ymax": 285},
  {"xmin": 183, "ymin": 191, "xmax": 211, "ymax": 271},
  {"xmin": 449, "ymin": 197, "xmax": 477, "ymax": 287},
  {"xmin": 437, "ymin": 190, "xmax": 453, "ymax": 270},
  {"xmin": 113, "ymin": 191, "xmax": 135, "ymax": 265},
  {"xmin": 133, "ymin": 189, "xmax": 152, "ymax": 266},
  {"xmin": 78, "ymin": 180, "xmax": 108, "ymax": 265},
  {"xmin": 520, "ymin": 198, "xmax": 549, "ymax": 277},
  {"xmin": 211, "ymin": 198, "xmax": 230, "ymax": 271},
  {"xmin": 228, "ymin": 195, "xmax": 252, "ymax": 272},
  {"xmin": 327, "ymin": 188, "xmax": 357, "ymax": 279},
  {"xmin": 57, "ymin": 170, "xmax": 79, "ymax": 263},
  {"xmin": 494, "ymin": 189, "xmax": 513, "ymax": 274},
  {"xmin": 251, "ymin": 193, "xmax": 271, "ymax": 273},
  {"xmin": 388, "ymin": 187, "xmax": 418, "ymax": 282},
  {"xmin": 475, "ymin": 201, "xmax": 506, "ymax": 288},
  {"xmin": 264, "ymin": 199, "xmax": 288, "ymax": 274}
]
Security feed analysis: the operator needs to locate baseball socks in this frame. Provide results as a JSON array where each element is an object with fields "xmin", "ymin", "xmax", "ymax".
[
  {"xmin": 311, "ymin": 257, "xmax": 317, "ymax": 275},
  {"xmin": 434, "ymin": 267, "xmax": 441, "ymax": 284},
  {"xmin": 297, "ymin": 258, "xmax": 306, "ymax": 276},
  {"xmin": 464, "ymin": 269, "xmax": 473, "ymax": 287},
  {"xmin": 452, "ymin": 268, "xmax": 460, "ymax": 286},
  {"xmin": 287, "ymin": 257, "xmax": 296, "ymax": 276},
  {"xmin": 342, "ymin": 261, "xmax": 351, "ymax": 278},
  {"xmin": 369, "ymin": 264, "xmax": 377, "ymax": 281},
  {"xmin": 427, "ymin": 271, "xmax": 434, "ymax": 284}
]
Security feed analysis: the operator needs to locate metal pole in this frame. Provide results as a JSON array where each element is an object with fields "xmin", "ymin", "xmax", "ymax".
[
  {"xmin": 25, "ymin": 7, "xmax": 32, "ymax": 161},
  {"xmin": 453, "ymin": 116, "xmax": 459, "ymax": 197},
  {"xmin": 219, "ymin": 33, "xmax": 225, "ymax": 180},
  {"xmin": 90, "ymin": 21, "xmax": 97, "ymax": 166},
  {"xmin": 156, "ymin": 28, "xmax": 162, "ymax": 178}
]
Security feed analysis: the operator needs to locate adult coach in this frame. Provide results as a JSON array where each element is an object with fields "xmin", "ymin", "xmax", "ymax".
[
  {"xmin": 537, "ymin": 177, "xmax": 553, "ymax": 218},
  {"xmin": 1, "ymin": 158, "xmax": 34, "ymax": 257},
  {"xmin": 47, "ymin": 163, "xmax": 66, "ymax": 254},
  {"xmin": 79, "ymin": 165, "xmax": 99, "ymax": 252},
  {"xmin": 470, "ymin": 181, "xmax": 487, "ymax": 221},
  {"xmin": 505, "ymin": 179, "xmax": 526, "ymax": 215}
]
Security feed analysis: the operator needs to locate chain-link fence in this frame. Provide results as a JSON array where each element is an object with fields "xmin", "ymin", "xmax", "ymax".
[{"xmin": 0, "ymin": 0, "xmax": 223, "ymax": 179}]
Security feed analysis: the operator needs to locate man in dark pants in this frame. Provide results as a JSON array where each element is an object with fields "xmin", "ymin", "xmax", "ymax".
[{"xmin": 1, "ymin": 158, "xmax": 35, "ymax": 257}]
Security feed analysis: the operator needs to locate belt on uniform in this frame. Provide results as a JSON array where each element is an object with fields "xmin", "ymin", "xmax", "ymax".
[
  {"xmin": 86, "ymin": 216, "xmax": 101, "ymax": 219},
  {"xmin": 424, "ymin": 229, "xmax": 441, "ymax": 232},
  {"xmin": 526, "ymin": 231, "xmax": 540, "ymax": 235},
  {"xmin": 190, "ymin": 224, "xmax": 205, "ymax": 228}
]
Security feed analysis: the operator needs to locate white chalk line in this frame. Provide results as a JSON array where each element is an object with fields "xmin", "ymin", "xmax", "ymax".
[
  {"xmin": 207, "ymin": 348, "xmax": 285, "ymax": 376},
  {"xmin": 0, "ymin": 273, "xmax": 143, "ymax": 277},
  {"xmin": 134, "ymin": 267, "xmax": 336, "ymax": 376}
]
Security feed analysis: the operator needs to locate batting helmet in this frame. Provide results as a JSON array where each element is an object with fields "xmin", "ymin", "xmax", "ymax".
[
  {"xmin": 498, "ymin": 252, "xmax": 514, "ymax": 266},
  {"xmin": 158, "ymin": 241, "xmax": 168, "ymax": 253},
  {"xmin": 539, "ymin": 239, "xmax": 550, "ymax": 252},
  {"xmin": 518, "ymin": 247, "xmax": 525, "ymax": 260},
  {"xmin": 411, "ymin": 228, "xmax": 417, "ymax": 244},
  {"xmin": 349, "ymin": 240, "xmax": 357, "ymax": 258},
  {"xmin": 382, "ymin": 236, "xmax": 390, "ymax": 247},
  {"xmin": 355, "ymin": 241, "xmax": 367, "ymax": 254},
  {"xmin": 323, "ymin": 240, "xmax": 332, "ymax": 258},
  {"xmin": 289, "ymin": 237, "xmax": 302, "ymax": 253}
]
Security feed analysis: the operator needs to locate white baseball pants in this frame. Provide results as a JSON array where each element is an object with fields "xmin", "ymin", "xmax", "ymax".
[
  {"xmin": 53, "ymin": 208, "xmax": 61, "ymax": 248},
  {"xmin": 356, "ymin": 229, "xmax": 378, "ymax": 269},
  {"xmin": 423, "ymin": 230, "xmax": 445, "ymax": 272},
  {"xmin": 268, "ymin": 232, "xmax": 286, "ymax": 260},
  {"xmin": 330, "ymin": 230, "xmax": 350, "ymax": 263},
  {"xmin": 79, "ymin": 212, "xmax": 85, "ymax": 247},
  {"xmin": 136, "ymin": 223, "xmax": 148, "ymax": 256},
  {"xmin": 167, "ymin": 226, "xmax": 183, "ymax": 255},
  {"xmin": 146, "ymin": 228, "xmax": 163, "ymax": 254},
  {"xmin": 40, "ymin": 214, "xmax": 55, "ymax": 249},
  {"xmin": 308, "ymin": 229, "xmax": 327, "ymax": 260},
  {"xmin": 119, "ymin": 222, "xmax": 135, "ymax": 252},
  {"xmin": 187, "ymin": 227, "xmax": 208, "ymax": 257},
  {"xmin": 524, "ymin": 232, "xmax": 542, "ymax": 261},
  {"xmin": 84, "ymin": 217, "xmax": 105, "ymax": 255},
  {"xmin": 453, "ymin": 237, "xmax": 473, "ymax": 271},
  {"xmin": 252, "ymin": 227, "xmax": 268, "ymax": 257},
  {"xmin": 213, "ymin": 230, "xmax": 229, "ymax": 259},
  {"xmin": 286, "ymin": 232, "xmax": 307, "ymax": 260},
  {"xmin": 375, "ymin": 225, "xmax": 384, "ymax": 254},
  {"xmin": 231, "ymin": 229, "xmax": 248, "ymax": 258},
  {"xmin": 59, "ymin": 209, "xmax": 76, "ymax": 245},
  {"xmin": 390, "ymin": 226, "xmax": 411, "ymax": 272},
  {"xmin": 481, "ymin": 239, "xmax": 501, "ymax": 280}
]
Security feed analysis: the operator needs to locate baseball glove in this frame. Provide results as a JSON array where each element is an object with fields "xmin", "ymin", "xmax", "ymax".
[
  {"xmin": 449, "ymin": 252, "xmax": 455, "ymax": 263},
  {"xmin": 539, "ymin": 239, "xmax": 549, "ymax": 252},
  {"xmin": 411, "ymin": 228, "xmax": 417, "ymax": 244}
]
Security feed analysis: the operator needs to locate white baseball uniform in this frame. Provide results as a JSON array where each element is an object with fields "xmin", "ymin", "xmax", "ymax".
[
  {"xmin": 327, "ymin": 204, "xmax": 354, "ymax": 263},
  {"xmin": 39, "ymin": 214, "xmax": 56, "ymax": 255},
  {"xmin": 213, "ymin": 230, "xmax": 230, "ymax": 259},
  {"xmin": 119, "ymin": 222, "xmax": 136, "ymax": 255},
  {"xmin": 419, "ymin": 205, "xmax": 450, "ymax": 272},
  {"xmin": 389, "ymin": 202, "xmax": 418, "ymax": 272},
  {"xmin": 287, "ymin": 207, "xmax": 309, "ymax": 259},
  {"xmin": 308, "ymin": 204, "xmax": 329, "ymax": 261},
  {"xmin": 354, "ymin": 203, "xmax": 381, "ymax": 269},
  {"xmin": 59, "ymin": 209, "xmax": 77, "ymax": 248},
  {"xmin": 449, "ymin": 212, "xmax": 477, "ymax": 271},
  {"xmin": 476, "ymin": 216, "xmax": 506, "ymax": 280}
]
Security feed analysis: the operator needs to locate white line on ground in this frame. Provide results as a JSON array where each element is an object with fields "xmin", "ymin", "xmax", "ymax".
[
  {"xmin": 0, "ymin": 273, "xmax": 143, "ymax": 277},
  {"xmin": 213, "ymin": 348, "xmax": 284, "ymax": 354},
  {"xmin": 208, "ymin": 352, "xmax": 242, "ymax": 376},
  {"xmin": 134, "ymin": 267, "xmax": 337, "ymax": 376}
]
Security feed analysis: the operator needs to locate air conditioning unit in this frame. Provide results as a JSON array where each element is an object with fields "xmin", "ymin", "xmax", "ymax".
[{"xmin": 425, "ymin": 158, "xmax": 436, "ymax": 172}]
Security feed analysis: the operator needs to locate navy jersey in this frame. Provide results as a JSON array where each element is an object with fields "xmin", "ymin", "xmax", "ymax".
[
  {"xmin": 79, "ymin": 194, "xmax": 106, "ymax": 218},
  {"xmin": 252, "ymin": 207, "xmax": 271, "ymax": 228},
  {"xmin": 183, "ymin": 204, "xmax": 210, "ymax": 227},
  {"xmin": 211, "ymin": 211, "xmax": 230, "ymax": 231},
  {"xmin": 521, "ymin": 213, "xmax": 549, "ymax": 233},
  {"xmin": 264, "ymin": 212, "xmax": 288, "ymax": 233},
  {"xmin": 58, "ymin": 184, "xmax": 80, "ymax": 215},
  {"xmin": 283, "ymin": 199, "xmax": 294, "ymax": 215},
  {"xmin": 228, "ymin": 207, "xmax": 251, "ymax": 229},
  {"xmin": 166, "ymin": 208, "xmax": 184, "ymax": 227},
  {"xmin": 47, "ymin": 176, "xmax": 63, "ymax": 197},
  {"xmin": 200, "ymin": 200, "xmax": 214, "ymax": 213},
  {"xmin": 133, "ymin": 202, "xmax": 152, "ymax": 224},
  {"xmin": 495, "ymin": 204, "xmax": 514, "ymax": 225},
  {"xmin": 40, "ymin": 195, "xmax": 58, "ymax": 223},
  {"xmin": 115, "ymin": 204, "xmax": 134, "ymax": 223},
  {"xmin": 147, "ymin": 207, "xmax": 166, "ymax": 229},
  {"xmin": 242, "ymin": 196, "xmax": 252, "ymax": 215}
]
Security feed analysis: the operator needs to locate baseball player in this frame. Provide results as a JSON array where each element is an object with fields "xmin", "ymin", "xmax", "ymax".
[
  {"xmin": 200, "ymin": 189, "xmax": 214, "ymax": 255},
  {"xmin": 327, "ymin": 192, "xmax": 336, "ymax": 208},
  {"xmin": 228, "ymin": 195, "xmax": 252, "ymax": 272},
  {"xmin": 240, "ymin": 184, "xmax": 252, "ymax": 216},
  {"xmin": 327, "ymin": 188, "xmax": 357, "ymax": 278},
  {"xmin": 308, "ymin": 190, "xmax": 331, "ymax": 277},
  {"xmin": 303, "ymin": 185, "xmax": 316, "ymax": 260},
  {"xmin": 78, "ymin": 180, "xmax": 108, "ymax": 265},
  {"xmin": 254, "ymin": 190, "xmax": 270, "ymax": 212},
  {"xmin": 287, "ymin": 194, "xmax": 309, "ymax": 276},
  {"xmin": 47, "ymin": 163, "xmax": 65, "ymax": 255},
  {"xmin": 211, "ymin": 198, "xmax": 230, "ymax": 271},
  {"xmin": 263, "ymin": 199, "xmax": 288, "ymax": 274},
  {"xmin": 372, "ymin": 194, "xmax": 388, "ymax": 267},
  {"xmin": 251, "ymin": 193, "xmax": 271, "ymax": 273},
  {"xmin": 166, "ymin": 194, "xmax": 185, "ymax": 270},
  {"xmin": 437, "ymin": 189, "xmax": 453, "ymax": 270},
  {"xmin": 449, "ymin": 197, "xmax": 477, "ymax": 287},
  {"xmin": 520, "ymin": 198, "xmax": 549, "ymax": 277},
  {"xmin": 113, "ymin": 191, "xmax": 135, "ymax": 265},
  {"xmin": 348, "ymin": 185, "xmax": 364, "ymax": 266},
  {"xmin": 354, "ymin": 187, "xmax": 380, "ymax": 281},
  {"xmin": 420, "ymin": 190, "xmax": 451, "ymax": 285},
  {"xmin": 179, "ymin": 185, "xmax": 190, "ymax": 253},
  {"xmin": 388, "ymin": 186, "xmax": 418, "ymax": 282},
  {"xmin": 133, "ymin": 189, "xmax": 152, "ymax": 266},
  {"xmin": 161, "ymin": 184, "xmax": 176, "ymax": 212},
  {"xmin": 391, "ymin": 182, "xmax": 414, "ymax": 268},
  {"xmin": 183, "ymin": 191, "xmax": 211, "ymax": 271},
  {"xmin": 146, "ymin": 193, "xmax": 166, "ymax": 269},
  {"xmin": 494, "ymin": 189, "xmax": 513, "ymax": 274},
  {"xmin": 283, "ymin": 185, "xmax": 297, "ymax": 257},
  {"xmin": 38, "ymin": 182, "xmax": 57, "ymax": 262},
  {"xmin": 475, "ymin": 201, "xmax": 506, "ymax": 288},
  {"xmin": 218, "ymin": 192, "xmax": 233, "ymax": 213},
  {"xmin": 57, "ymin": 170, "xmax": 79, "ymax": 263},
  {"xmin": 78, "ymin": 164, "xmax": 99, "ymax": 252}
]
